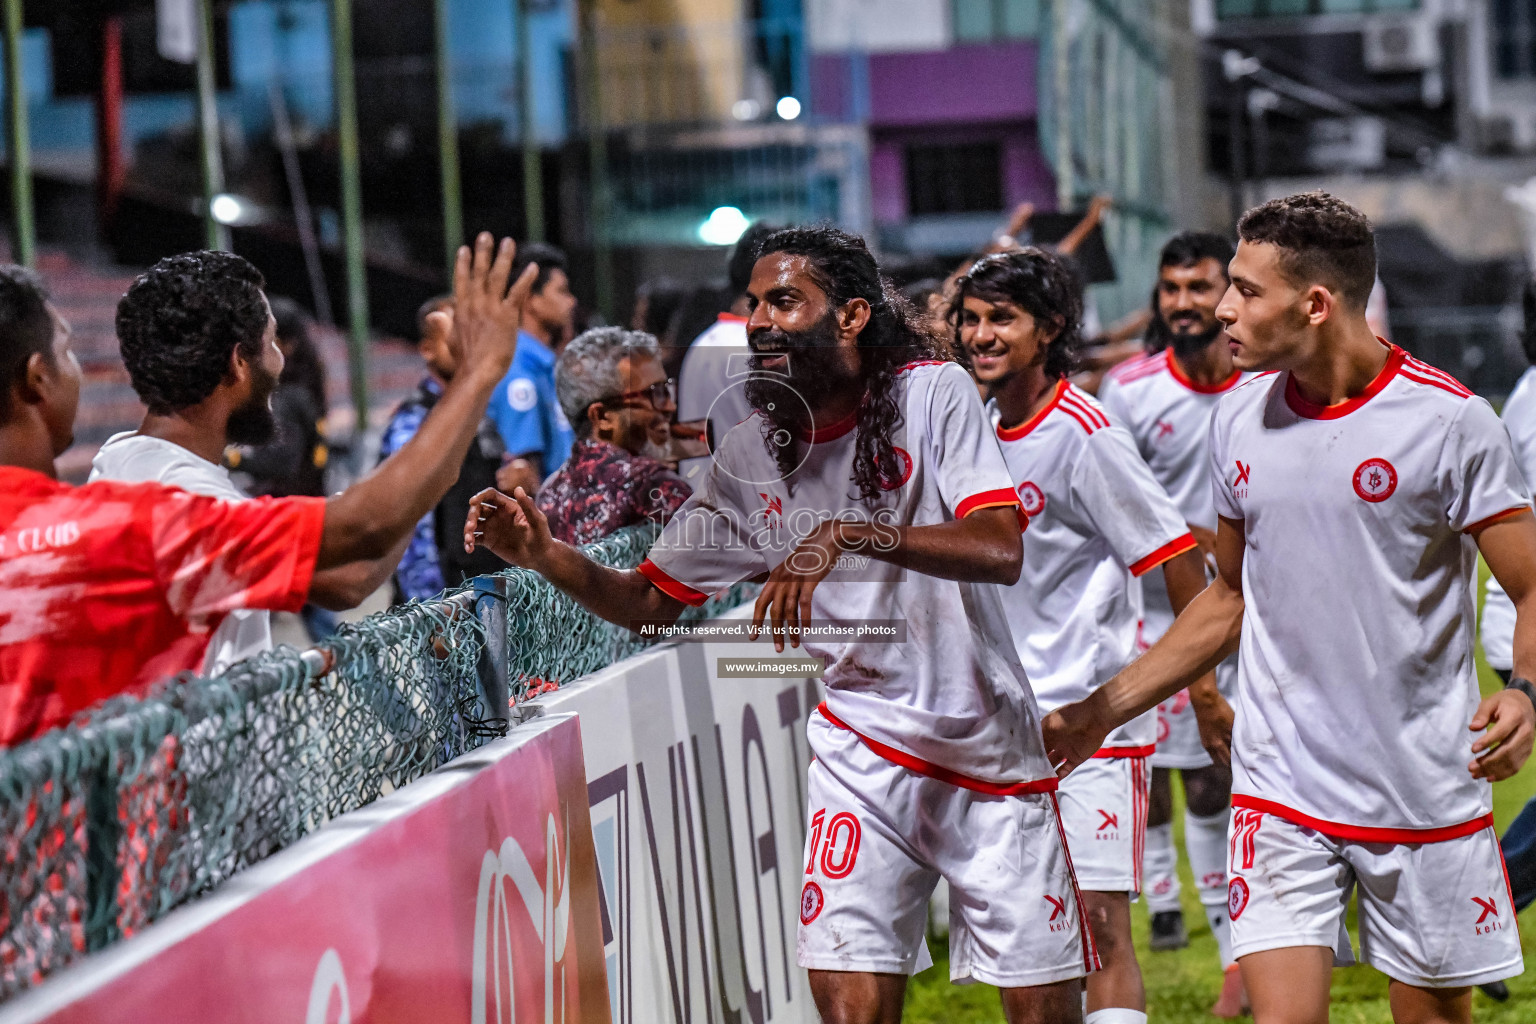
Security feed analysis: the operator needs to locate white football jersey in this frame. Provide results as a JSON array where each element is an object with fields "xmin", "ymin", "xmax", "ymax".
[
  {"xmin": 676, "ymin": 314, "xmax": 753, "ymax": 485},
  {"xmin": 643, "ymin": 360, "xmax": 1053, "ymax": 789},
  {"xmin": 1210, "ymin": 345, "xmax": 1530, "ymax": 836},
  {"xmin": 993, "ymin": 381, "xmax": 1195, "ymax": 750},
  {"xmin": 1099, "ymin": 348, "xmax": 1254, "ymax": 634},
  {"xmin": 1479, "ymin": 365, "xmax": 1536, "ymax": 672}
]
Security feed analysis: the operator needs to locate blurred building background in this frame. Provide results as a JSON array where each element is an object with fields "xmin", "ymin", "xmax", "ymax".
[{"xmin": 0, "ymin": 0, "xmax": 1531, "ymax": 474}]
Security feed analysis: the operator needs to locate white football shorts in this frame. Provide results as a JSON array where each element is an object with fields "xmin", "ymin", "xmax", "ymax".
[
  {"xmin": 798, "ymin": 710, "xmax": 1098, "ymax": 988},
  {"xmin": 1056, "ymin": 754, "xmax": 1151, "ymax": 893},
  {"xmin": 1226, "ymin": 805, "xmax": 1524, "ymax": 988}
]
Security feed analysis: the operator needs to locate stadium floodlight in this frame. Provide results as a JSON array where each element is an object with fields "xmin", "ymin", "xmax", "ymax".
[
  {"xmin": 210, "ymin": 194, "xmax": 246, "ymax": 225},
  {"xmin": 699, "ymin": 206, "xmax": 750, "ymax": 246},
  {"xmin": 776, "ymin": 96, "xmax": 802, "ymax": 121}
]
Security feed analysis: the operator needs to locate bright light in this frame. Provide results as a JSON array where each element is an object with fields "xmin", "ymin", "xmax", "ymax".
[
  {"xmin": 698, "ymin": 206, "xmax": 750, "ymax": 246},
  {"xmin": 732, "ymin": 99, "xmax": 761, "ymax": 121},
  {"xmin": 210, "ymin": 194, "xmax": 244, "ymax": 225},
  {"xmin": 776, "ymin": 96, "xmax": 801, "ymax": 120}
]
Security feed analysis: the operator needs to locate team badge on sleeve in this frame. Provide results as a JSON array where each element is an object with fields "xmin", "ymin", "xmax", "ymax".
[
  {"xmin": 800, "ymin": 881, "xmax": 825, "ymax": 924},
  {"xmin": 1017, "ymin": 481, "xmax": 1046, "ymax": 517},
  {"xmin": 1353, "ymin": 458, "xmax": 1398, "ymax": 502}
]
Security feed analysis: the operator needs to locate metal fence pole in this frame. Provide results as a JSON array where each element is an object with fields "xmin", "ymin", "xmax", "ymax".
[
  {"xmin": 516, "ymin": 0, "xmax": 544, "ymax": 242},
  {"xmin": 194, "ymin": 0, "xmax": 229, "ymax": 251},
  {"xmin": 577, "ymin": 0, "xmax": 614, "ymax": 320},
  {"xmin": 434, "ymin": 0, "xmax": 463, "ymax": 279},
  {"xmin": 2, "ymin": 0, "xmax": 32, "ymax": 267},
  {"xmin": 330, "ymin": 0, "xmax": 370, "ymax": 430}
]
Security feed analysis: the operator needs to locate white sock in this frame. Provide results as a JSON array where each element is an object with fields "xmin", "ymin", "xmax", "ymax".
[
  {"xmin": 1142, "ymin": 821, "xmax": 1181, "ymax": 912},
  {"xmin": 1186, "ymin": 807, "xmax": 1234, "ymax": 967},
  {"xmin": 1085, "ymin": 1010, "xmax": 1148, "ymax": 1024}
]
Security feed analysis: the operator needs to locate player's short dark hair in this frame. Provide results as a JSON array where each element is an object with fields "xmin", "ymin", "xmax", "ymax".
[
  {"xmin": 728, "ymin": 222, "xmax": 784, "ymax": 296},
  {"xmin": 513, "ymin": 242, "xmax": 568, "ymax": 297},
  {"xmin": 1159, "ymin": 231, "xmax": 1235, "ymax": 275},
  {"xmin": 0, "ymin": 265, "xmax": 54, "ymax": 421},
  {"xmin": 1237, "ymin": 191, "xmax": 1376, "ymax": 308},
  {"xmin": 415, "ymin": 293, "xmax": 451, "ymax": 340},
  {"xmin": 117, "ymin": 250, "xmax": 269, "ymax": 415},
  {"xmin": 950, "ymin": 248, "xmax": 1084, "ymax": 380}
]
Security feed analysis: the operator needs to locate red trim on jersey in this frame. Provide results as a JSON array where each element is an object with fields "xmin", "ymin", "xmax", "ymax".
[
  {"xmin": 956, "ymin": 488, "xmax": 1026, "ymax": 528},
  {"xmin": 716, "ymin": 312, "xmax": 747, "ymax": 323},
  {"xmin": 897, "ymin": 359, "xmax": 948, "ymax": 374},
  {"xmin": 1464, "ymin": 506, "xmax": 1531, "ymax": 534},
  {"xmin": 1231, "ymin": 795, "xmax": 1494, "ymax": 843},
  {"xmin": 818, "ymin": 703, "xmax": 1059, "ymax": 796},
  {"xmin": 795, "ymin": 408, "xmax": 859, "ymax": 444},
  {"xmin": 1403, "ymin": 356, "xmax": 1474, "ymax": 396},
  {"xmin": 997, "ymin": 379, "xmax": 1067, "ymax": 441},
  {"xmin": 1283, "ymin": 342, "xmax": 1403, "ymax": 420},
  {"xmin": 1127, "ymin": 533, "xmax": 1198, "ymax": 577},
  {"xmin": 637, "ymin": 558, "xmax": 710, "ymax": 607},
  {"xmin": 1059, "ymin": 389, "xmax": 1110, "ymax": 431},
  {"xmin": 1048, "ymin": 792, "xmax": 1103, "ymax": 972},
  {"xmin": 1167, "ymin": 351, "xmax": 1242, "ymax": 394},
  {"xmin": 1092, "ymin": 744, "xmax": 1156, "ymax": 758},
  {"xmin": 1107, "ymin": 350, "xmax": 1168, "ymax": 385}
]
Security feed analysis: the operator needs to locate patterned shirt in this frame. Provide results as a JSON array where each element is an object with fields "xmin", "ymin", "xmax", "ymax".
[
  {"xmin": 378, "ymin": 378, "xmax": 444, "ymax": 601},
  {"xmin": 535, "ymin": 438, "xmax": 691, "ymax": 546}
]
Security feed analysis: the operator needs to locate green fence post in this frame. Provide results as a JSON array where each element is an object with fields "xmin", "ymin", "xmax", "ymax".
[
  {"xmin": 330, "ymin": 0, "xmax": 370, "ymax": 431},
  {"xmin": 194, "ymin": 0, "xmax": 229, "ymax": 251},
  {"xmin": 516, "ymin": 0, "xmax": 544, "ymax": 242},
  {"xmin": 3, "ymin": 0, "xmax": 34, "ymax": 267},
  {"xmin": 434, "ymin": 0, "xmax": 463, "ymax": 280},
  {"xmin": 576, "ymin": 0, "xmax": 613, "ymax": 321}
]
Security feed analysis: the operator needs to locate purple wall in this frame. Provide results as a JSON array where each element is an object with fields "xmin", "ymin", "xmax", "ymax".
[{"xmin": 811, "ymin": 42, "xmax": 1039, "ymax": 126}]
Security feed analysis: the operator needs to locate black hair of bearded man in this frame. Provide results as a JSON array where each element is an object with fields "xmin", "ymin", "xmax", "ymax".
[
  {"xmin": 116, "ymin": 250, "xmax": 269, "ymax": 415},
  {"xmin": 751, "ymin": 225, "xmax": 943, "ymax": 502},
  {"xmin": 1160, "ymin": 230, "xmax": 1236, "ymax": 273}
]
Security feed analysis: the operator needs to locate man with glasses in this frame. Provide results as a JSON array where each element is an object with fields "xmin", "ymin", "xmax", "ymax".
[{"xmin": 537, "ymin": 326, "xmax": 691, "ymax": 545}]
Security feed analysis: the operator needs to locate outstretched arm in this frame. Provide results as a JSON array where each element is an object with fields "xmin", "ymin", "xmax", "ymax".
[
  {"xmin": 1161, "ymin": 547, "xmax": 1234, "ymax": 765},
  {"xmin": 465, "ymin": 486, "xmax": 689, "ymax": 630},
  {"xmin": 1471, "ymin": 510, "xmax": 1536, "ymax": 780},
  {"xmin": 314, "ymin": 234, "xmax": 537, "ymax": 571},
  {"xmin": 1044, "ymin": 515, "xmax": 1246, "ymax": 774}
]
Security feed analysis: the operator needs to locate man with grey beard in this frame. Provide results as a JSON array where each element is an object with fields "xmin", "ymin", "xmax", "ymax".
[{"xmin": 535, "ymin": 326, "xmax": 692, "ymax": 545}]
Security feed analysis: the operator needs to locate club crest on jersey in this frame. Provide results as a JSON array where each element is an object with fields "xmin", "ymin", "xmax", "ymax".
[
  {"xmin": 1017, "ymin": 481, "xmax": 1046, "ymax": 517},
  {"xmin": 800, "ymin": 881, "xmax": 825, "ymax": 924},
  {"xmin": 879, "ymin": 447, "xmax": 914, "ymax": 490},
  {"xmin": 1228, "ymin": 876, "xmax": 1250, "ymax": 920},
  {"xmin": 1353, "ymin": 458, "xmax": 1397, "ymax": 503}
]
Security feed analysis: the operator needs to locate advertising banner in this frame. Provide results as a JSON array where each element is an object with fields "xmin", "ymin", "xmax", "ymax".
[
  {"xmin": 0, "ymin": 714, "xmax": 609, "ymax": 1024},
  {"xmin": 539, "ymin": 606, "xmax": 823, "ymax": 1024}
]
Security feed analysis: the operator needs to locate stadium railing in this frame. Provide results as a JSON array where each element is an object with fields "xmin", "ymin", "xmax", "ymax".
[{"xmin": 0, "ymin": 523, "xmax": 754, "ymax": 1002}]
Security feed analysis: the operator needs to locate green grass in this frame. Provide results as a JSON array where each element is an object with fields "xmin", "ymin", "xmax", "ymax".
[{"xmin": 904, "ymin": 560, "xmax": 1536, "ymax": 1021}]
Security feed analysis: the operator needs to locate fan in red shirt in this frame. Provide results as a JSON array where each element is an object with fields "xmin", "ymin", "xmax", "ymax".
[{"xmin": 0, "ymin": 234, "xmax": 536, "ymax": 746}]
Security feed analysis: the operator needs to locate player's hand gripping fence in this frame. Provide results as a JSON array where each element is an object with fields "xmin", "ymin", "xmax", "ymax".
[{"xmin": 0, "ymin": 523, "xmax": 754, "ymax": 1001}]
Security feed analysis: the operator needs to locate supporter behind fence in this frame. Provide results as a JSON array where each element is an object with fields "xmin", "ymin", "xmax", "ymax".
[
  {"xmin": 539, "ymin": 326, "xmax": 691, "ymax": 546},
  {"xmin": 0, "ymin": 521, "xmax": 755, "ymax": 1000}
]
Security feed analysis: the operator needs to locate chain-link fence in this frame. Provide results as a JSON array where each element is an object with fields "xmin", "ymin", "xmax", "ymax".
[{"xmin": 0, "ymin": 523, "xmax": 753, "ymax": 1002}]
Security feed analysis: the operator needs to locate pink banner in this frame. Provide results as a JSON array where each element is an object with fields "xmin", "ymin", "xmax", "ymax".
[{"xmin": 4, "ymin": 714, "xmax": 610, "ymax": 1024}]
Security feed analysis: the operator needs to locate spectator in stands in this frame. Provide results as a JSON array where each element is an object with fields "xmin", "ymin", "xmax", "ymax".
[
  {"xmin": 230, "ymin": 296, "xmax": 329, "ymax": 499},
  {"xmin": 0, "ymin": 236, "xmax": 533, "ymax": 745},
  {"xmin": 379, "ymin": 294, "xmax": 518, "ymax": 601},
  {"xmin": 487, "ymin": 242, "xmax": 577, "ymax": 490},
  {"xmin": 537, "ymin": 327, "xmax": 691, "ymax": 545}
]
